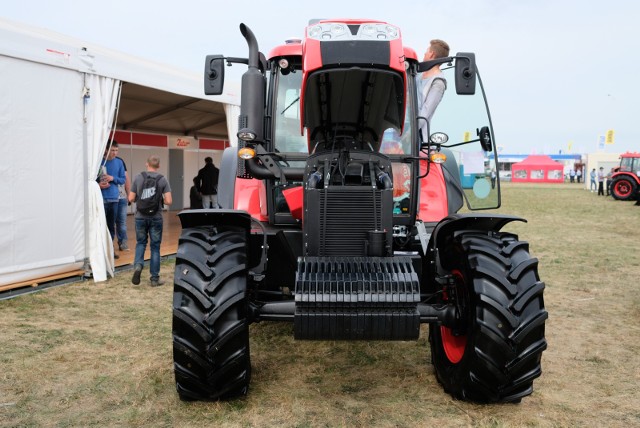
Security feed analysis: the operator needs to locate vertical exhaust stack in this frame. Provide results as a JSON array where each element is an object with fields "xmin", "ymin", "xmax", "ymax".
[{"xmin": 238, "ymin": 24, "xmax": 265, "ymax": 143}]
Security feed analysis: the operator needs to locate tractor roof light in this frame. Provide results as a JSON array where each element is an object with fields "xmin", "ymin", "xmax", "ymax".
[
  {"xmin": 238, "ymin": 147, "xmax": 256, "ymax": 160},
  {"xmin": 430, "ymin": 152, "xmax": 447, "ymax": 164}
]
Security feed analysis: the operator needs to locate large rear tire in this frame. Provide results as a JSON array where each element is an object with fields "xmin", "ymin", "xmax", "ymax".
[
  {"xmin": 611, "ymin": 177, "xmax": 637, "ymax": 201},
  {"xmin": 172, "ymin": 225, "xmax": 251, "ymax": 401},
  {"xmin": 429, "ymin": 231, "xmax": 548, "ymax": 403}
]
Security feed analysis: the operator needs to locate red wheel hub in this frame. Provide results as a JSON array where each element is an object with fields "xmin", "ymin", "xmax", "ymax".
[
  {"xmin": 440, "ymin": 270, "xmax": 467, "ymax": 364},
  {"xmin": 615, "ymin": 180, "xmax": 632, "ymax": 197}
]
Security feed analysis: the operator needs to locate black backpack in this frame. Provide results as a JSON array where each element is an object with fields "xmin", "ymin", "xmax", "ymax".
[{"xmin": 136, "ymin": 172, "xmax": 163, "ymax": 216}]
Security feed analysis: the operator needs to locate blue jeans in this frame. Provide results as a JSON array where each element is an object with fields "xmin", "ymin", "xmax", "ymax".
[
  {"xmin": 103, "ymin": 200, "xmax": 119, "ymax": 240},
  {"xmin": 116, "ymin": 198, "xmax": 128, "ymax": 245},
  {"xmin": 134, "ymin": 216, "xmax": 164, "ymax": 280}
]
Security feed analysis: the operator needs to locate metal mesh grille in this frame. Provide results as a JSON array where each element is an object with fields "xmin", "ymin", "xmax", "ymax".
[{"xmin": 318, "ymin": 189, "xmax": 382, "ymax": 256}]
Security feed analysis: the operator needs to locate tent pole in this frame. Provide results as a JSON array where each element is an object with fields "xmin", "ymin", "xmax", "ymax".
[{"xmin": 82, "ymin": 73, "xmax": 92, "ymax": 279}]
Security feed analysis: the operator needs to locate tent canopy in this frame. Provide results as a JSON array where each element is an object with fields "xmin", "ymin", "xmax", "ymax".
[
  {"xmin": 118, "ymin": 82, "xmax": 228, "ymax": 139},
  {"xmin": 512, "ymin": 155, "xmax": 564, "ymax": 183},
  {"xmin": 513, "ymin": 155, "xmax": 564, "ymax": 168}
]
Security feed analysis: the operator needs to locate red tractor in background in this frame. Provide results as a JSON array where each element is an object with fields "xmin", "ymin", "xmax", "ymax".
[
  {"xmin": 610, "ymin": 152, "xmax": 640, "ymax": 200},
  {"xmin": 172, "ymin": 19, "xmax": 547, "ymax": 404}
]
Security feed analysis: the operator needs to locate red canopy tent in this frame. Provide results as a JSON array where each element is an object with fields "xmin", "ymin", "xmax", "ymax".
[{"xmin": 511, "ymin": 155, "xmax": 564, "ymax": 183}]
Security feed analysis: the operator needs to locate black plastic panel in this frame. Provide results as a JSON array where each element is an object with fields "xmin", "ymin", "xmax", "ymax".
[{"xmin": 294, "ymin": 256, "xmax": 420, "ymax": 340}]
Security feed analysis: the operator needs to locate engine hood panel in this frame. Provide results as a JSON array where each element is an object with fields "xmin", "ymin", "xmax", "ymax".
[{"xmin": 302, "ymin": 67, "xmax": 405, "ymax": 152}]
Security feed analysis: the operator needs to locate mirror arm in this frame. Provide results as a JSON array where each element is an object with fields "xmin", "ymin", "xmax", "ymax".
[
  {"xmin": 417, "ymin": 56, "xmax": 454, "ymax": 72},
  {"xmin": 224, "ymin": 56, "xmax": 248, "ymax": 65},
  {"xmin": 224, "ymin": 56, "xmax": 268, "ymax": 72},
  {"xmin": 441, "ymin": 139, "xmax": 481, "ymax": 148},
  {"xmin": 417, "ymin": 54, "xmax": 474, "ymax": 73}
]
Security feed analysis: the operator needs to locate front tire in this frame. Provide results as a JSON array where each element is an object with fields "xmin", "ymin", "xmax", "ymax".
[
  {"xmin": 429, "ymin": 231, "xmax": 548, "ymax": 403},
  {"xmin": 611, "ymin": 177, "xmax": 637, "ymax": 200},
  {"xmin": 172, "ymin": 225, "xmax": 251, "ymax": 401}
]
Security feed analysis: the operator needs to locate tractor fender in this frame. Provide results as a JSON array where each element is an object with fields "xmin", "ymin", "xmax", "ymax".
[
  {"xmin": 440, "ymin": 148, "xmax": 465, "ymax": 215},
  {"xmin": 177, "ymin": 209, "xmax": 252, "ymax": 231},
  {"xmin": 417, "ymin": 149, "xmax": 465, "ymax": 222},
  {"xmin": 216, "ymin": 146, "xmax": 238, "ymax": 209},
  {"xmin": 611, "ymin": 171, "xmax": 640, "ymax": 185},
  {"xmin": 429, "ymin": 213, "xmax": 526, "ymax": 270}
]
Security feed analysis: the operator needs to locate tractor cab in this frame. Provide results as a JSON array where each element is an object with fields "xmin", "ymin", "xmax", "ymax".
[{"xmin": 225, "ymin": 19, "xmax": 501, "ymax": 233}]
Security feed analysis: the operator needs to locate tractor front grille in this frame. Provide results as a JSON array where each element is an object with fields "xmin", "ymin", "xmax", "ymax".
[
  {"xmin": 305, "ymin": 187, "xmax": 392, "ymax": 257},
  {"xmin": 318, "ymin": 189, "xmax": 381, "ymax": 256}
]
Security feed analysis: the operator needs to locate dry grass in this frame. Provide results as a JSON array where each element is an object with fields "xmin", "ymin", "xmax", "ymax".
[{"xmin": 1, "ymin": 183, "xmax": 639, "ymax": 427}]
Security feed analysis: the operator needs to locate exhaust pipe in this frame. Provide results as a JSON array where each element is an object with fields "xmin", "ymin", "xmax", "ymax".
[{"xmin": 238, "ymin": 23, "xmax": 265, "ymax": 143}]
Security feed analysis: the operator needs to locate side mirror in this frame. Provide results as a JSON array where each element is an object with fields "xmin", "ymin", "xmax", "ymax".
[
  {"xmin": 204, "ymin": 55, "xmax": 225, "ymax": 95},
  {"xmin": 478, "ymin": 126, "xmax": 493, "ymax": 152},
  {"xmin": 454, "ymin": 52, "xmax": 476, "ymax": 95}
]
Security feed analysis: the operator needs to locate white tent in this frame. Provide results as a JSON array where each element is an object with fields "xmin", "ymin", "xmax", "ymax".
[{"xmin": 0, "ymin": 17, "xmax": 240, "ymax": 288}]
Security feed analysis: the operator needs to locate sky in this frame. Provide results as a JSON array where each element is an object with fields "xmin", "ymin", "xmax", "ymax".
[{"xmin": 2, "ymin": 0, "xmax": 638, "ymax": 154}]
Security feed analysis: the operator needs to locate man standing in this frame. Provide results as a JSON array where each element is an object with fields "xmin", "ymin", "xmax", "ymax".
[
  {"xmin": 195, "ymin": 156, "xmax": 220, "ymax": 209},
  {"xmin": 597, "ymin": 167, "xmax": 605, "ymax": 196},
  {"xmin": 115, "ymin": 149, "xmax": 131, "ymax": 251},
  {"xmin": 99, "ymin": 142, "xmax": 126, "ymax": 259},
  {"xmin": 589, "ymin": 168, "xmax": 597, "ymax": 192},
  {"xmin": 128, "ymin": 155, "xmax": 172, "ymax": 286},
  {"xmin": 417, "ymin": 39, "xmax": 450, "ymax": 143},
  {"xmin": 606, "ymin": 168, "xmax": 614, "ymax": 196}
]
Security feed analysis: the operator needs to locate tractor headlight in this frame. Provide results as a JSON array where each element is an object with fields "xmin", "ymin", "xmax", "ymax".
[
  {"xmin": 331, "ymin": 24, "xmax": 346, "ymax": 37},
  {"xmin": 385, "ymin": 25, "xmax": 398, "ymax": 38},
  {"xmin": 362, "ymin": 24, "xmax": 376, "ymax": 36},
  {"xmin": 237, "ymin": 128, "xmax": 256, "ymax": 142},
  {"xmin": 429, "ymin": 132, "xmax": 449, "ymax": 145},
  {"xmin": 308, "ymin": 25, "xmax": 322, "ymax": 39}
]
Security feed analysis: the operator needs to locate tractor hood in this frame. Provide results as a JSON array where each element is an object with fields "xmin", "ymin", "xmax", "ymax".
[
  {"xmin": 300, "ymin": 21, "xmax": 408, "ymax": 152},
  {"xmin": 302, "ymin": 67, "xmax": 405, "ymax": 151}
]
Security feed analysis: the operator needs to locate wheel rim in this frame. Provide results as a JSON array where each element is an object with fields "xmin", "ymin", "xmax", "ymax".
[
  {"xmin": 615, "ymin": 180, "xmax": 632, "ymax": 197},
  {"xmin": 440, "ymin": 269, "xmax": 467, "ymax": 364}
]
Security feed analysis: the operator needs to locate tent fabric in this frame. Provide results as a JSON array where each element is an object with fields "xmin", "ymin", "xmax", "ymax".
[
  {"xmin": 0, "ymin": 17, "xmax": 240, "ymax": 288},
  {"xmin": 511, "ymin": 155, "xmax": 564, "ymax": 183},
  {"xmin": 0, "ymin": 56, "xmax": 86, "ymax": 286},
  {"xmin": 86, "ymin": 75, "xmax": 122, "ymax": 281}
]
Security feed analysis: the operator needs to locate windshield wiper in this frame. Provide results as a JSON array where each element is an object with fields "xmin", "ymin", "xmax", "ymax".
[{"xmin": 281, "ymin": 96, "xmax": 300, "ymax": 115}]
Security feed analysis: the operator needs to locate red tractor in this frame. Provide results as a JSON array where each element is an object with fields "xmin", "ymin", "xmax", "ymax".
[
  {"xmin": 610, "ymin": 152, "xmax": 640, "ymax": 200},
  {"xmin": 172, "ymin": 19, "xmax": 547, "ymax": 404}
]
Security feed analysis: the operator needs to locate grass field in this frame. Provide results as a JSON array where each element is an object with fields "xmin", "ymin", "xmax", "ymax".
[{"xmin": 1, "ymin": 183, "xmax": 639, "ymax": 427}]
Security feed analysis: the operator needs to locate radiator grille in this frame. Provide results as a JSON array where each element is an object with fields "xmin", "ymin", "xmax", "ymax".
[{"xmin": 318, "ymin": 189, "xmax": 382, "ymax": 256}]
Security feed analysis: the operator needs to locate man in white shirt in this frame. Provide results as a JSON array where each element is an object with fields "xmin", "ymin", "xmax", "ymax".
[{"xmin": 417, "ymin": 39, "xmax": 450, "ymax": 144}]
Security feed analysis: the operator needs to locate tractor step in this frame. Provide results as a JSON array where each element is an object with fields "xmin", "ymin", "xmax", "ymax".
[{"xmin": 294, "ymin": 257, "xmax": 420, "ymax": 340}]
